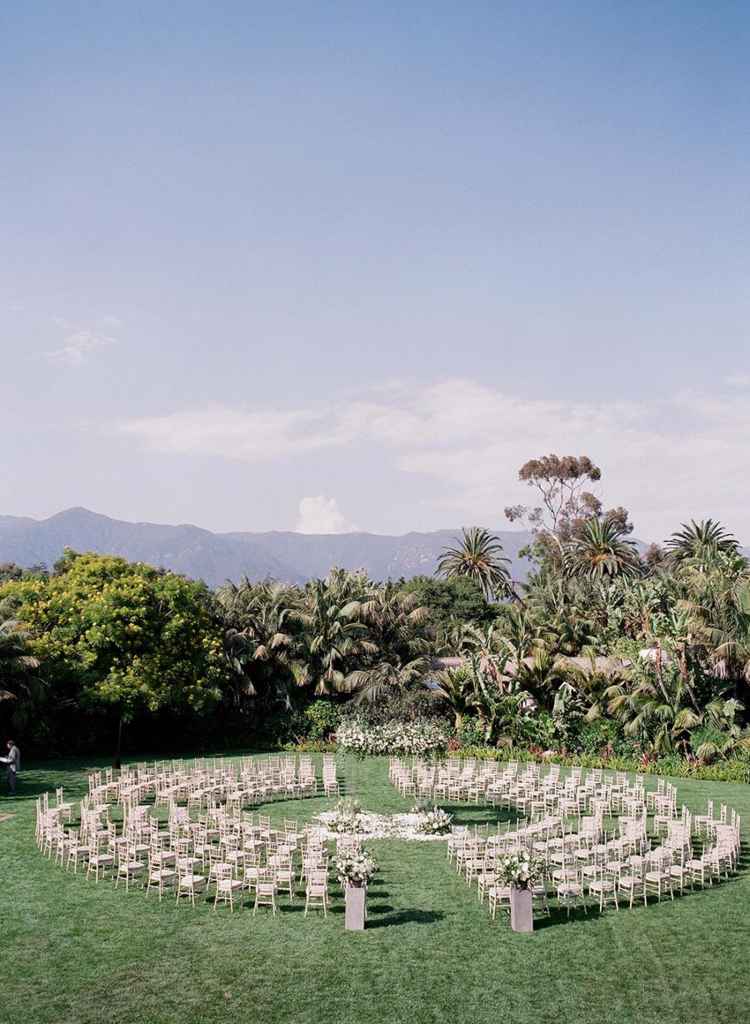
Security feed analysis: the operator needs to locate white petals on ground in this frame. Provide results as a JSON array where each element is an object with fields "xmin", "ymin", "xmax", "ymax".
[{"xmin": 315, "ymin": 809, "xmax": 451, "ymax": 842}]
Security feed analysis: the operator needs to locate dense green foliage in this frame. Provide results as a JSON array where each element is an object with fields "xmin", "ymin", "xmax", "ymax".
[
  {"xmin": 3, "ymin": 466, "xmax": 750, "ymax": 773},
  {"xmin": 399, "ymin": 576, "xmax": 495, "ymax": 629},
  {"xmin": 0, "ymin": 553, "xmax": 226, "ymax": 757}
]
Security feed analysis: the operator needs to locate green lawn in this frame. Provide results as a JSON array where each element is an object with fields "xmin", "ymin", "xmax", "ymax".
[{"xmin": 2, "ymin": 753, "xmax": 748, "ymax": 1024}]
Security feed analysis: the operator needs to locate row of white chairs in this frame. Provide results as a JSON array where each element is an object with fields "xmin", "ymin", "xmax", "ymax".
[{"xmin": 36, "ymin": 771, "xmax": 349, "ymax": 917}]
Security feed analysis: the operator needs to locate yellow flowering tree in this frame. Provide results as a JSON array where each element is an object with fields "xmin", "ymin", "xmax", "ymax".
[{"xmin": 1, "ymin": 551, "xmax": 228, "ymax": 763}]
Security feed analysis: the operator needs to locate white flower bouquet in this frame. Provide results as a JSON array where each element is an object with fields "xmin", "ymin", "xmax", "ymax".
[
  {"xmin": 495, "ymin": 852, "xmax": 546, "ymax": 890},
  {"xmin": 335, "ymin": 847, "xmax": 377, "ymax": 888}
]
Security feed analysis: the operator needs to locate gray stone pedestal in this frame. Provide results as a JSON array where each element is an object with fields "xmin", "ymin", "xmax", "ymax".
[
  {"xmin": 345, "ymin": 884, "xmax": 366, "ymax": 930},
  {"xmin": 510, "ymin": 886, "xmax": 534, "ymax": 933}
]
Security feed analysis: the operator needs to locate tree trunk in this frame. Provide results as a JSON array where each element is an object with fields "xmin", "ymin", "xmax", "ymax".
[
  {"xmin": 114, "ymin": 713, "xmax": 123, "ymax": 769},
  {"xmin": 653, "ymin": 645, "xmax": 672, "ymax": 708},
  {"xmin": 679, "ymin": 642, "xmax": 701, "ymax": 712}
]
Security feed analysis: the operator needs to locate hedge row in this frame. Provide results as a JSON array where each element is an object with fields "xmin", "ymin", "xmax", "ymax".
[{"xmin": 435, "ymin": 746, "xmax": 750, "ymax": 783}]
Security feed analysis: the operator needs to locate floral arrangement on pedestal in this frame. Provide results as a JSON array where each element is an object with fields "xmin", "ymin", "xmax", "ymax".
[
  {"xmin": 495, "ymin": 851, "xmax": 546, "ymax": 890},
  {"xmin": 335, "ymin": 847, "xmax": 378, "ymax": 888},
  {"xmin": 414, "ymin": 806, "xmax": 453, "ymax": 835}
]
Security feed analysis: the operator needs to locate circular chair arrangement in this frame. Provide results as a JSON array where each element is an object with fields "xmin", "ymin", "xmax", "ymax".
[
  {"xmin": 392, "ymin": 757, "xmax": 742, "ymax": 918},
  {"xmin": 35, "ymin": 753, "xmax": 741, "ymax": 921},
  {"xmin": 36, "ymin": 754, "xmax": 342, "ymax": 913}
]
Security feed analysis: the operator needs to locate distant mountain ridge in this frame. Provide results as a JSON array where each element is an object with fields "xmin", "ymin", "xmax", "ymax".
[{"xmin": 0, "ymin": 508, "xmax": 536, "ymax": 587}]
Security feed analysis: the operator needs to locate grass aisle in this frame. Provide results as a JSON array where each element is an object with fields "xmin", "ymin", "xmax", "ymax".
[{"xmin": 1, "ymin": 753, "xmax": 748, "ymax": 1024}]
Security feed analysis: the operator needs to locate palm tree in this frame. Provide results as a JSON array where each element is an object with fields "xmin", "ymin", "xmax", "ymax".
[
  {"xmin": 428, "ymin": 657, "xmax": 532, "ymax": 744},
  {"xmin": 460, "ymin": 622, "xmax": 509, "ymax": 687},
  {"xmin": 497, "ymin": 605, "xmax": 550, "ymax": 666},
  {"xmin": 618, "ymin": 578, "xmax": 671, "ymax": 639},
  {"xmin": 672, "ymin": 569, "xmax": 750, "ymax": 695},
  {"xmin": 293, "ymin": 574, "xmax": 376, "ymax": 695},
  {"xmin": 338, "ymin": 583, "xmax": 432, "ymax": 704},
  {"xmin": 601, "ymin": 660, "xmax": 746, "ymax": 759},
  {"xmin": 512, "ymin": 648, "xmax": 567, "ymax": 712},
  {"xmin": 435, "ymin": 619, "xmax": 477, "ymax": 659},
  {"xmin": 341, "ymin": 583, "xmax": 430, "ymax": 665},
  {"xmin": 666, "ymin": 519, "xmax": 740, "ymax": 566},
  {"xmin": 426, "ymin": 666, "xmax": 476, "ymax": 731},
  {"xmin": 689, "ymin": 698, "xmax": 750, "ymax": 762},
  {"xmin": 216, "ymin": 579, "xmax": 301, "ymax": 709},
  {"xmin": 345, "ymin": 656, "xmax": 429, "ymax": 705},
  {"xmin": 556, "ymin": 653, "xmax": 629, "ymax": 728},
  {"xmin": 564, "ymin": 518, "xmax": 640, "ymax": 581},
  {"xmin": 603, "ymin": 669, "xmax": 682, "ymax": 754},
  {"xmin": 525, "ymin": 576, "xmax": 598, "ymax": 655},
  {"xmin": 437, "ymin": 527, "xmax": 513, "ymax": 601},
  {"xmin": 0, "ymin": 617, "xmax": 41, "ymax": 704}
]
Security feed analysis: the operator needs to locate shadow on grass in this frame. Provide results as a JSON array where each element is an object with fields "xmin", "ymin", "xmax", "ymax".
[
  {"xmin": 532, "ymin": 905, "xmax": 603, "ymax": 929},
  {"xmin": 367, "ymin": 902, "xmax": 394, "ymax": 915},
  {"xmin": 3, "ymin": 782, "xmax": 66, "ymax": 800},
  {"xmin": 366, "ymin": 909, "xmax": 445, "ymax": 929},
  {"xmin": 439, "ymin": 803, "xmax": 520, "ymax": 828}
]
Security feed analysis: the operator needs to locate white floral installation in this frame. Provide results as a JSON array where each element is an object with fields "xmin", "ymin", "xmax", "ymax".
[
  {"xmin": 335, "ymin": 847, "xmax": 378, "ymax": 888},
  {"xmin": 317, "ymin": 800, "xmax": 455, "ymax": 841},
  {"xmin": 495, "ymin": 852, "xmax": 547, "ymax": 890},
  {"xmin": 414, "ymin": 806, "xmax": 453, "ymax": 836},
  {"xmin": 335, "ymin": 718, "xmax": 450, "ymax": 757},
  {"xmin": 325, "ymin": 798, "xmax": 366, "ymax": 834}
]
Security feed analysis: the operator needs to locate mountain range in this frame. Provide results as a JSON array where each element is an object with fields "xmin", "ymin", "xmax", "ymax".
[{"xmin": 0, "ymin": 508, "xmax": 536, "ymax": 587}]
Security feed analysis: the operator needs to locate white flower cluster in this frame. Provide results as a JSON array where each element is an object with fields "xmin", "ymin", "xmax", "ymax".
[
  {"xmin": 325, "ymin": 798, "xmax": 365, "ymax": 833},
  {"xmin": 415, "ymin": 806, "xmax": 453, "ymax": 835},
  {"xmin": 335, "ymin": 847, "xmax": 377, "ymax": 887},
  {"xmin": 495, "ymin": 852, "xmax": 546, "ymax": 889},
  {"xmin": 316, "ymin": 808, "xmax": 452, "ymax": 842},
  {"xmin": 336, "ymin": 718, "xmax": 450, "ymax": 756}
]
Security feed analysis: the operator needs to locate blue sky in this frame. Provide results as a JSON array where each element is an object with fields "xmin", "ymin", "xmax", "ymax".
[{"xmin": 2, "ymin": 2, "xmax": 749, "ymax": 540}]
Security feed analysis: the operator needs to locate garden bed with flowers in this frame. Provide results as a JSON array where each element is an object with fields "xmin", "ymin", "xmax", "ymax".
[{"xmin": 335, "ymin": 718, "xmax": 450, "ymax": 757}]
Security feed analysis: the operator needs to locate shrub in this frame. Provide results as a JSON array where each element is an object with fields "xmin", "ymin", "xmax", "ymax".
[
  {"xmin": 456, "ymin": 718, "xmax": 485, "ymax": 748},
  {"xmin": 517, "ymin": 709, "xmax": 558, "ymax": 749},
  {"xmin": 450, "ymin": 744, "xmax": 750, "ymax": 783},
  {"xmin": 339, "ymin": 690, "xmax": 441, "ymax": 727},
  {"xmin": 573, "ymin": 718, "xmax": 636, "ymax": 758},
  {"xmin": 304, "ymin": 700, "xmax": 343, "ymax": 740},
  {"xmin": 282, "ymin": 738, "xmax": 337, "ymax": 753}
]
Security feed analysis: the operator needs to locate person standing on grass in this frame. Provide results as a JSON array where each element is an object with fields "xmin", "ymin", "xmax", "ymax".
[{"xmin": 0, "ymin": 739, "xmax": 20, "ymax": 796}]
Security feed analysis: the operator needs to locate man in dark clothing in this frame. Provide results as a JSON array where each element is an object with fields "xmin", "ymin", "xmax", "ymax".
[{"xmin": 0, "ymin": 739, "xmax": 20, "ymax": 795}]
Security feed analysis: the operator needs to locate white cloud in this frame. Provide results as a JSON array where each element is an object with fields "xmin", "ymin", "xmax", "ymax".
[
  {"xmin": 296, "ymin": 496, "xmax": 358, "ymax": 534},
  {"xmin": 121, "ymin": 405, "xmax": 352, "ymax": 461},
  {"xmin": 46, "ymin": 329, "xmax": 117, "ymax": 367},
  {"xmin": 99, "ymin": 315, "xmax": 123, "ymax": 329},
  {"xmin": 117, "ymin": 378, "xmax": 750, "ymax": 542},
  {"xmin": 725, "ymin": 372, "xmax": 750, "ymax": 389}
]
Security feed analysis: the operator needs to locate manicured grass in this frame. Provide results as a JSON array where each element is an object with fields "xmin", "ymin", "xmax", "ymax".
[{"xmin": 2, "ymin": 753, "xmax": 749, "ymax": 1024}]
